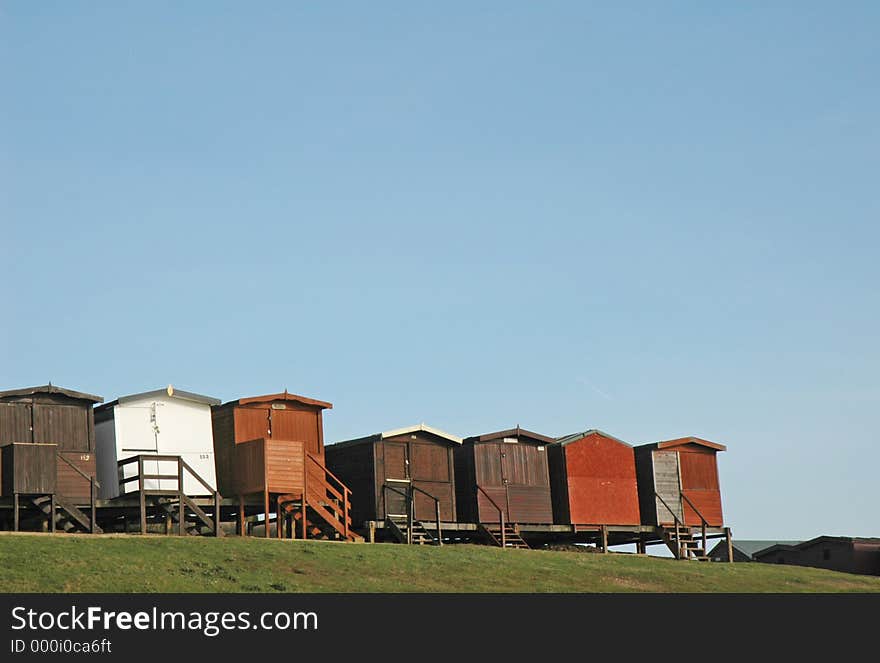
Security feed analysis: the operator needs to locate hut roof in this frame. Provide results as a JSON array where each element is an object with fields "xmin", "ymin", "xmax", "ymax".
[
  {"xmin": 649, "ymin": 436, "xmax": 727, "ymax": 452},
  {"xmin": 0, "ymin": 384, "xmax": 103, "ymax": 403},
  {"xmin": 223, "ymin": 390, "xmax": 332, "ymax": 410},
  {"xmin": 554, "ymin": 429, "xmax": 632, "ymax": 447},
  {"xmin": 96, "ymin": 386, "xmax": 221, "ymax": 413},
  {"xmin": 330, "ymin": 423, "xmax": 462, "ymax": 450},
  {"xmin": 464, "ymin": 427, "xmax": 554, "ymax": 445}
]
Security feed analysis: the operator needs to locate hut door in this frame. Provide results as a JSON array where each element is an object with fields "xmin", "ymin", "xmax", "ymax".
[
  {"xmin": 384, "ymin": 442, "xmax": 410, "ymax": 517},
  {"xmin": 653, "ymin": 451, "xmax": 683, "ymax": 525}
]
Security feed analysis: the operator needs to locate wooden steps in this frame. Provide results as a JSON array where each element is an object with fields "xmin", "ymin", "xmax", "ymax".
[
  {"xmin": 661, "ymin": 526, "xmax": 711, "ymax": 561},
  {"xmin": 386, "ymin": 517, "xmax": 440, "ymax": 546},
  {"xmin": 480, "ymin": 523, "xmax": 530, "ymax": 549},
  {"xmin": 31, "ymin": 495, "xmax": 102, "ymax": 534}
]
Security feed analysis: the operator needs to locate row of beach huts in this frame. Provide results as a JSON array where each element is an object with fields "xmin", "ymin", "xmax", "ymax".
[{"xmin": 0, "ymin": 384, "xmax": 731, "ymax": 559}]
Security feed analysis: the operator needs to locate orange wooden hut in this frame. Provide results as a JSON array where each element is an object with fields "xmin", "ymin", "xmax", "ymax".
[
  {"xmin": 211, "ymin": 390, "xmax": 359, "ymax": 541},
  {"xmin": 634, "ymin": 436, "xmax": 726, "ymax": 527},
  {"xmin": 548, "ymin": 430, "xmax": 641, "ymax": 526}
]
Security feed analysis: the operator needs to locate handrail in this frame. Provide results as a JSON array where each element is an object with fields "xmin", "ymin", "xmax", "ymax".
[
  {"xmin": 382, "ymin": 483, "xmax": 413, "ymax": 544},
  {"xmin": 476, "ymin": 485, "xmax": 506, "ymax": 548},
  {"xmin": 382, "ymin": 482, "xmax": 442, "ymax": 545},
  {"xmin": 654, "ymin": 491, "xmax": 684, "ymax": 527},
  {"xmin": 680, "ymin": 492, "xmax": 709, "ymax": 555},
  {"xmin": 306, "ymin": 451, "xmax": 351, "ymax": 496},
  {"xmin": 409, "ymin": 484, "xmax": 442, "ymax": 545},
  {"xmin": 180, "ymin": 458, "xmax": 215, "ymax": 495},
  {"xmin": 58, "ymin": 452, "xmax": 100, "ymax": 488},
  {"xmin": 654, "ymin": 491, "xmax": 687, "ymax": 559}
]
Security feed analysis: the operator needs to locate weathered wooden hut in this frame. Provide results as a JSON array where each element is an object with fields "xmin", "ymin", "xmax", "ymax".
[
  {"xmin": 634, "ymin": 436, "xmax": 726, "ymax": 527},
  {"xmin": 548, "ymin": 430, "xmax": 641, "ymax": 526},
  {"xmin": 94, "ymin": 385, "xmax": 220, "ymax": 499},
  {"xmin": 0, "ymin": 384, "xmax": 103, "ymax": 531},
  {"xmin": 752, "ymin": 536, "xmax": 880, "ymax": 576},
  {"xmin": 211, "ymin": 390, "xmax": 358, "ymax": 541},
  {"xmin": 325, "ymin": 424, "xmax": 461, "ymax": 529},
  {"xmin": 454, "ymin": 427, "xmax": 554, "ymax": 525}
]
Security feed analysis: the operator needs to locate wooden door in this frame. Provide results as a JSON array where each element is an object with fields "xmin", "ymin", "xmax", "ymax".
[
  {"xmin": 653, "ymin": 450, "xmax": 683, "ymax": 524},
  {"xmin": 383, "ymin": 442, "xmax": 409, "ymax": 517},
  {"xmin": 501, "ymin": 442, "xmax": 551, "ymax": 523},
  {"xmin": 0, "ymin": 403, "xmax": 33, "ymax": 444},
  {"xmin": 474, "ymin": 442, "xmax": 508, "ymax": 522}
]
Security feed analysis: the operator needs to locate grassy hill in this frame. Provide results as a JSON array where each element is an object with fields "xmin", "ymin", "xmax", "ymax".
[{"xmin": 2, "ymin": 533, "xmax": 879, "ymax": 593}]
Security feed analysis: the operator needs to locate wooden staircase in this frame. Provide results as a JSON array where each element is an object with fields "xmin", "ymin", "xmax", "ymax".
[
  {"xmin": 386, "ymin": 517, "xmax": 440, "ymax": 545},
  {"xmin": 154, "ymin": 496, "xmax": 224, "ymax": 537},
  {"xmin": 661, "ymin": 526, "xmax": 710, "ymax": 561},
  {"xmin": 31, "ymin": 495, "xmax": 103, "ymax": 534},
  {"xmin": 275, "ymin": 454, "xmax": 362, "ymax": 542},
  {"xmin": 480, "ymin": 522, "xmax": 530, "ymax": 549}
]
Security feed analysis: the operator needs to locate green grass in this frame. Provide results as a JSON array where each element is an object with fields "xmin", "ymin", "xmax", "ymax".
[{"xmin": 2, "ymin": 533, "xmax": 879, "ymax": 593}]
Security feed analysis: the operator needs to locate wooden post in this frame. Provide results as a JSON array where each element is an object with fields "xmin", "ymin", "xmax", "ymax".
[
  {"xmin": 725, "ymin": 527, "xmax": 733, "ymax": 564},
  {"xmin": 636, "ymin": 539, "xmax": 646, "ymax": 554},
  {"xmin": 138, "ymin": 457, "xmax": 147, "ymax": 535},
  {"xmin": 214, "ymin": 492, "xmax": 222, "ymax": 538},
  {"xmin": 435, "ymin": 499, "xmax": 442, "ymax": 545},
  {"xmin": 177, "ymin": 460, "xmax": 185, "ymax": 536},
  {"xmin": 500, "ymin": 511, "xmax": 506, "ymax": 548},
  {"xmin": 302, "ymin": 461, "xmax": 308, "ymax": 540},
  {"xmin": 164, "ymin": 513, "xmax": 172, "ymax": 535},
  {"xmin": 343, "ymin": 489, "xmax": 349, "ymax": 540},
  {"xmin": 368, "ymin": 520, "xmax": 376, "ymax": 544},
  {"xmin": 90, "ymin": 476, "xmax": 97, "ymax": 534},
  {"xmin": 275, "ymin": 499, "xmax": 282, "ymax": 539},
  {"xmin": 264, "ymin": 489, "xmax": 270, "ymax": 539},
  {"xmin": 600, "ymin": 525, "xmax": 609, "ymax": 553},
  {"xmin": 238, "ymin": 495, "xmax": 245, "ymax": 536},
  {"xmin": 49, "ymin": 494, "xmax": 56, "ymax": 533},
  {"xmin": 13, "ymin": 493, "xmax": 19, "ymax": 532},
  {"xmin": 407, "ymin": 488, "xmax": 414, "ymax": 545},
  {"xmin": 702, "ymin": 521, "xmax": 707, "ymax": 555},
  {"xmin": 674, "ymin": 520, "xmax": 681, "ymax": 559}
]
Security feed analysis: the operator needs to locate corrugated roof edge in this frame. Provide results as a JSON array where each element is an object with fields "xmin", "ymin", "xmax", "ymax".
[
  {"xmin": 635, "ymin": 436, "xmax": 727, "ymax": 452},
  {"xmin": 463, "ymin": 427, "xmax": 555, "ymax": 445},
  {"xmin": 554, "ymin": 429, "xmax": 633, "ymax": 448},
  {"xmin": 96, "ymin": 388, "xmax": 222, "ymax": 412},
  {"xmin": 328, "ymin": 423, "xmax": 463, "ymax": 449},
  {"xmin": 0, "ymin": 384, "xmax": 103, "ymax": 403},
  {"xmin": 224, "ymin": 391, "xmax": 333, "ymax": 410}
]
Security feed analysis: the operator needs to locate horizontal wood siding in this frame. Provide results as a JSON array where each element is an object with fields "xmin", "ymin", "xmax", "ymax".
[
  {"xmin": 267, "ymin": 439, "xmax": 304, "ymax": 494},
  {"xmin": 57, "ymin": 452, "xmax": 95, "ymax": 502},
  {"xmin": 476, "ymin": 486, "xmax": 508, "ymax": 523},
  {"xmin": 678, "ymin": 445, "xmax": 723, "ymax": 526},
  {"xmin": 1, "ymin": 443, "xmax": 57, "ymax": 495}
]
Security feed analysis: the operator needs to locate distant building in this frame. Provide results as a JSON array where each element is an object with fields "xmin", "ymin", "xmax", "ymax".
[
  {"xmin": 752, "ymin": 536, "xmax": 880, "ymax": 576},
  {"xmin": 708, "ymin": 539, "xmax": 801, "ymax": 562}
]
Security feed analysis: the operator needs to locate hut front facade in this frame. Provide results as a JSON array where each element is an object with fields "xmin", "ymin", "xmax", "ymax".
[
  {"xmin": 454, "ymin": 427, "xmax": 554, "ymax": 524},
  {"xmin": 211, "ymin": 390, "xmax": 358, "ymax": 541},
  {"xmin": 634, "ymin": 436, "xmax": 726, "ymax": 527},
  {"xmin": 325, "ymin": 424, "xmax": 460, "ymax": 527},
  {"xmin": 95, "ymin": 385, "xmax": 220, "ymax": 499},
  {"xmin": 0, "ymin": 384, "xmax": 102, "ymax": 503},
  {"xmin": 548, "ymin": 430, "xmax": 641, "ymax": 526}
]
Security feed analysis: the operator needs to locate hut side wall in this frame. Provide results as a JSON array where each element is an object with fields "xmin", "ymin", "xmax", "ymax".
[
  {"xmin": 634, "ymin": 445, "xmax": 658, "ymax": 525},
  {"xmin": 324, "ymin": 441, "xmax": 376, "ymax": 526},
  {"xmin": 452, "ymin": 444, "xmax": 477, "ymax": 522},
  {"xmin": 547, "ymin": 443, "xmax": 570, "ymax": 524}
]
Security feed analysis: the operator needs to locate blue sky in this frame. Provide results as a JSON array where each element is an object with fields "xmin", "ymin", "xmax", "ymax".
[{"xmin": 2, "ymin": 3, "xmax": 878, "ymax": 539}]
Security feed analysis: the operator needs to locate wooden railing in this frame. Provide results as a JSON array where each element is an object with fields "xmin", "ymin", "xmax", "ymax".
[
  {"xmin": 56, "ymin": 452, "xmax": 99, "ymax": 533},
  {"xmin": 382, "ymin": 482, "xmax": 442, "ymax": 545},
  {"xmin": 680, "ymin": 492, "xmax": 710, "ymax": 556},
  {"xmin": 117, "ymin": 454, "xmax": 221, "ymax": 537},
  {"xmin": 654, "ymin": 491, "xmax": 686, "ymax": 559},
  {"xmin": 476, "ymin": 484, "xmax": 506, "ymax": 548},
  {"xmin": 304, "ymin": 451, "xmax": 353, "ymax": 540}
]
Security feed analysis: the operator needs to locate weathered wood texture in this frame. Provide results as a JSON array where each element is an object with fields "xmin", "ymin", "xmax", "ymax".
[
  {"xmin": 211, "ymin": 392, "xmax": 330, "ymax": 497},
  {"xmin": 0, "ymin": 443, "xmax": 57, "ymax": 495},
  {"xmin": 548, "ymin": 431, "xmax": 641, "ymax": 526},
  {"xmin": 325, "ymin": 429, "xmax": 457, "ymax": 524},
  {"xmin": 455, "ymin": 430, "xmax": 553, "ymax": 524}
]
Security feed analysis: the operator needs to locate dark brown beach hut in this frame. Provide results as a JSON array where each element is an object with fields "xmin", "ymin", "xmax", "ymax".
[
  {"xmin": 325, "ymin": 424, "xmax": 461, "ymax": 528},
  {"xmin": 454, "ymin": 427, "xmax": 554, "ymax": 525}
]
